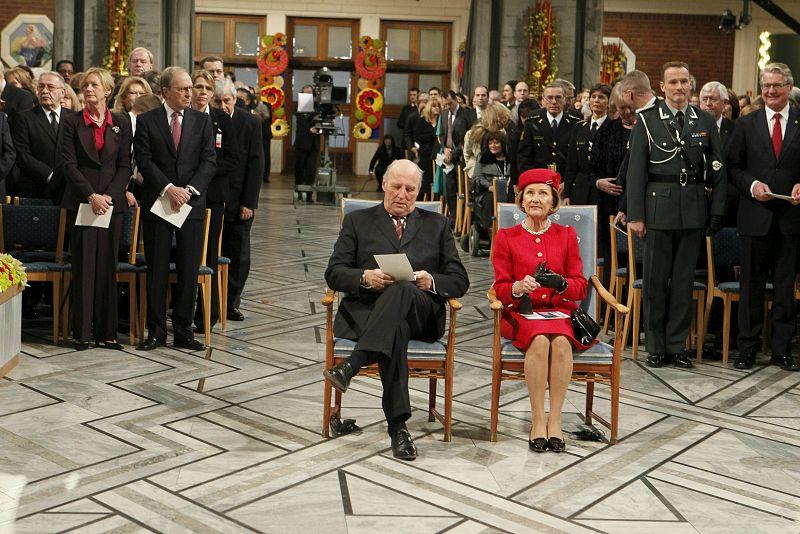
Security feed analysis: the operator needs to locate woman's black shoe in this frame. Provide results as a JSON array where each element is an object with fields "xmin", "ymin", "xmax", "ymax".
[
  {"xmin": 97, "ymin": 340, "xmax": 124, "ymax": 351},
  {"xmin": 528, "ymin": 437, "xmax": 548, "ymax": 453},
  {"xmin": 547, "ymin": 437, "xmax": 566, "ymax": 452},
  {"xmin": 74, "ymin": 341, "xmax": 91, "ymax": 351}
]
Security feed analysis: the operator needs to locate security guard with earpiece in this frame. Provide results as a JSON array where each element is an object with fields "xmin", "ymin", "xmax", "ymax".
[{"xmin": 626, "ymin": 61, "xmax": 726, "ymax": 369}]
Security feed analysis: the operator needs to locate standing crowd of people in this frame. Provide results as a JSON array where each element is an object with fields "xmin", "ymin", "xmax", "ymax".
[{"xmin": 0, "ymin": 49, "xmax": 266, "ymax": 351}]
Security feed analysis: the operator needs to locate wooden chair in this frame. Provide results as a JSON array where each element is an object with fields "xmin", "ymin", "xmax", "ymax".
[
  {"xmin": 217, "ymin": 218, "xmax": 230, "ymax": 332},
  {"xmin": 0, "ymin": 204, "xmax": 68, "ymax": 344},
  {"xmin": 487, "ymin": 177, "xmax": 510, "ymax": 260},
  {"xmin": 487, "ymin": 204, "xmax": 629, "ymax": 444},
  {"xmin": 603, "ymin": 217, "xmax": 627, "ymax": 336},
  {"xmin": 701, "ymin": 228, "xmax": 772, "ymax": 364},
  {"xmin": 322, "ymin": 198, "xmax": 461, "ymax": 442},
  {"xmin": 623, "ymin": 227, "xmax": 705, "ymax": 360},
  {"xmin": 12, "ymin": 197, "xmax": 54, "ymax": 206},
  {"xmin": 459, "ymin": 166, "xmax": 472, "ymax": 242},
  {"xmin": 117, "ymin": 207, "xmax": 141, "ymax": 345},
  {"xmin": 138, "ymin": 209, "xmax": 213, "ymax": 347},
  {"xmin": 453, "ymin": 164, "xmax": 464, "ymax": 238}
]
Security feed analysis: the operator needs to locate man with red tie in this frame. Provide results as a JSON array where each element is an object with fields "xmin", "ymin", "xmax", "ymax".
[
  {"xmin": 728, "ymin": 62, "xmax": 800, "ymax": 371},
  {"xmin": 134, "ymin": 66, "xmax": 216, "ymax": 351}
]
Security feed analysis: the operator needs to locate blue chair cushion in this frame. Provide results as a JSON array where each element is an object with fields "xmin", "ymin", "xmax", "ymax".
[
  {"xmin": 218, "ymin": 256, "xmax": 231, "ymax": 265},
  {"xmin": 20, "ymin": 261, "xmax": 53, "ymax": 273},
  {"xmin": 632, "ymin": 278, "xmax": 642, "ymax": 289},
  {"xmin": 333, "ymin": 337, "xmax": 446, "ymax": 360},
  {"xmin": 615, "ymin": 267, "xmax": 627, "ymax": 278},
  {"xmin": 168, "ymin": 263, "xmax": 214, "ymax": 276},
  {"xmin": 117, "ymin": 263, "xmax": 138, "ymax": 273},
  {"xmin": 500, "ymin": 338, "xmax": 613, "ymax": 365},
  {"xmin": 718, "ymin": 281, "xmax": 773, "ymax": 293}
]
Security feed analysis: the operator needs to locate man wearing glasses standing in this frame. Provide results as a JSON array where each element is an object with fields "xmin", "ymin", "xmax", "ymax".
[
  {"xmin": 728, "ymin": 63, "xmax": 800, "ymax": 371},
  {"xmin": 135, "ymin": 66, "xmax": 216, "ymax": 351}
]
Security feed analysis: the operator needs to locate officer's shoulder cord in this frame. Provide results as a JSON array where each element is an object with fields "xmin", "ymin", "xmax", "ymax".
[{"xmin": 638, "ymin": 110, "xmax": 679, "ymax": 164}]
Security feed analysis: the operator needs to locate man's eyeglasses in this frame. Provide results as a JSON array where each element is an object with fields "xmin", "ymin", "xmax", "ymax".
[{"xmin": 762, "ymin": 82, "xmax": 789, "ymax": 90}]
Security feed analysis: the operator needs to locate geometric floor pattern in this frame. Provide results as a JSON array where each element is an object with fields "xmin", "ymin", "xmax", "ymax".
[{"xmin": 4, "ymin": 175, "xmax": 800, "ymax": 533}]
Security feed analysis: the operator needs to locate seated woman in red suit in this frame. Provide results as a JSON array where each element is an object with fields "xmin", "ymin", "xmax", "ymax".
[
  {"xmin": 61, "ymin": 67, "xmax": 131, "ymax": 350},
  {"xmin": 492, "ymin": 168, "xmax": 595, "ymax": 453}
]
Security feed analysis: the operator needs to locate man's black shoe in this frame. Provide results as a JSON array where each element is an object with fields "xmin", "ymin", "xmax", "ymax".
[
  {"xmin": 734, "ymin": 348, "xmax": 757, "ymax": 370},
  {"xmin": 670, "ymin": 351, "xmax": 694, "ymax": 369},
  {"xmin": 771, "ymin": 354, "xmax": 800, "ymax": 372},
  {"xmin": 390, "ymin": 429, "xmax": 417, "ymax": 460},
  {"xmin": 227, "ymin": 308, "xmax": 245, "ymax": 321},
  {"xmin": 645, "ymin": 353, "xmax": 669, "ymax": 368},
  {"xmin": 137, "ymin": 337, "xmax": 166, "ymax": 351},
  {"xmin": 323, "ymin": 362, "xmax": 353, "ymax": 393},
  {"xmin": 174, "ymin": 338, "xmax": 206, "ymax": 351}
]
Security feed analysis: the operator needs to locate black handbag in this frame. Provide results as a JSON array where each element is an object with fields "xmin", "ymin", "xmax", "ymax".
[{"xmin": 571, "ymin": 306, "xmax": 600, "ymax": 345}]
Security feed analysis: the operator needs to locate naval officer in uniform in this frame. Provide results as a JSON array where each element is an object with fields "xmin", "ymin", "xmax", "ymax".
[{"xmin": 626, "ymin": 61, "xmax": 726, "ymax": 369}]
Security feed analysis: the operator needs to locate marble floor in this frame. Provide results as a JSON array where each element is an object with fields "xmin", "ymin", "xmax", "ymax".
[{"xmin": 4, "ymin": 175, "xmax": 800, "ymax": 533}]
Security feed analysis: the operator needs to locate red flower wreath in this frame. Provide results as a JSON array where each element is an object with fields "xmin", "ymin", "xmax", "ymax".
[
  {"xmin": 258, "ymin": 45, "xmax": 288, "ymax": 76},
  {"xmin": 261, "ymin": 85, "xmax": 285, "ymax": 110},
  {"xmin": 364, "ymin": 111, "xmax": 381, "ymax": 128},
  {"xmin": 356, "ymin": 88, "xmax": 383, "ymax": 113},
  {"xmin": 355, "ymin": 49, "xmax": 386, "ymax": 80}
]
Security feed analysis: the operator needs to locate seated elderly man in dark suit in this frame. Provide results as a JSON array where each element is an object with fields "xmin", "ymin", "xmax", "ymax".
[{"xmin": 323, "ymin": 159, "xmax": 469, "ymax": 460}]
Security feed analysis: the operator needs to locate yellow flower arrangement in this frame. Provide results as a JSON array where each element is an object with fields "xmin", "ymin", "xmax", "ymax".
[{"xmin": 0, "ymin": 254, "xmax": 27, "ymax": 293}]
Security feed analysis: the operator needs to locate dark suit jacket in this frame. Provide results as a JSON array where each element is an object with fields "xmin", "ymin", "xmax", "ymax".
[
  {"xmin": 564, "ymin": 117, "xmax": 615, "ymax": 204},
  {"xmin": 0, "ymin": 112, "xmax": 15, "ymax": 193},
  {"xmin": 206, "ymin": 108, "xmax": 240, "ymax": 205},
  {"xmin": 133, "ymin": 105, "xmax": 216, "ymax": 220},
  {"xmin": 403, "ymin": 110, "xmax": 421, "ymax": 153},
  {"xmin": 517, "ymin": 109, "xmax": 580, "ymax": 175},
  {"xmin": 325, "ymin": 204, "xmax": 469, "ymax": 341},
  {"xmin": 728, "ymin": 107, "xmax": 800, "ymax": 236},
  {"xmin": 293, "ymin": 112, "xmax": 319, "ymax": 152},
  {"xmin": 0, "ymin": 83, "xmax": 36, "ymax": 123},
  {"xmin": 60, "ymin": 110, "xmax": 131, "ymax": 212},
  {"xmin": 11, "ymin": 106, "xmax": 75, "ymax": 200},
  {"xmin": 719, "ymin": 116, "xmax": 735, "ymax": 149},
  {"xmin": 443, "ymin": 106, "xmax": 476, "ymax": 164},
  {"xmin": 226, "ymin": 108, "xmax": 264, "ymax": 219}
]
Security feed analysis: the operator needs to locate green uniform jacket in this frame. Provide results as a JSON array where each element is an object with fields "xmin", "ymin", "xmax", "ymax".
[{"xmin": 626, "ymin": 100, "xmax": 726, "ymax": 230}]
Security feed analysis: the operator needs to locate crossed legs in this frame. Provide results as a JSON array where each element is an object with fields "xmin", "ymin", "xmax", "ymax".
[{"xmin": 524, "ymin": 334, "xmax": 573, "ymax": 440}]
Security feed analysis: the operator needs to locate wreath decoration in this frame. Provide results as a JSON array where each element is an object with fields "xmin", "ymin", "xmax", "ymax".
[
  {"xmin": 261, "ymin": 85, "xmax": 285, "ymax": 110},
  {"xmin": 273, "ymin": 32, "xmax": 286, "ymax": 47},
  {"xmin": 359, "ymin": 35, "xmax": 373, "ymax": 49},
  {"xmin": 526, "ymin": 1, "xmax": 559, "ymax": 97},
  {"xmin": 271, "ymin": 119, "xmax": 289, "ymax": 137},
  {"xmin": 258, "ymin": 45, "xmax": 289, "ymax": 76},
  {"xmin": 356, "ymin": 88, "xmax": 383, "ymax": 114},
  {"xmin": 367, "ymin": 78, "xmax": 383, "ymax": 90},
  {"xmin": 364, "ymin": 112, "xmax": 381, "ymax": 129},
  {"xmin": 259, "ymin": 73, "xmax": 273, "ymax": 87},
  {"xmin": 353, "ymin": 121, "xmax": 372, "ymax": 140},
  {"xmin": 355, "ymin": 49, "xmax": 386, "ymax": 80}
]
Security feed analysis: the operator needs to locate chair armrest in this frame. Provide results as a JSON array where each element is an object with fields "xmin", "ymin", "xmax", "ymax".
[
  {"xmin": 321, "ymin": 288, "xmax": 335, "ymax": 307},
  {"xmin": 590, "ymin": 275, "xmax": 629, "ymax": 315},
  {"xmin": 487, "ymin": 287, "xmax": 503, "ymax": 312},
  {"xmin": 447, "ymin": 298, "xmax": 462, "ymax": 311}
]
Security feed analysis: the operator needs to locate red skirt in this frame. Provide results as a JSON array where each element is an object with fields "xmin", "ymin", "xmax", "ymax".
[{"xmin": 501, "ymin": 309, "xmax": 598, "ymax": 352}]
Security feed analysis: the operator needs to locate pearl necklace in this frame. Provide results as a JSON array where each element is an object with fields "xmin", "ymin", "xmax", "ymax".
[{"xmin": 521, "ymin": 219, "xmax": 551, "ymax": 236}]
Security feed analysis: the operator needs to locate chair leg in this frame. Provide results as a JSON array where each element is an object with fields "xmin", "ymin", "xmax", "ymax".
[
  {"xmin": 605, "ymin": 278, "xmax": 621, "ymax": 336},
  {"xmin": 695, "ymin": 291, "xmax": 704, "ymax": 360},
  {"xmin": 722, "ymin": 296, "xmax": 732, "ymax": 365},
  {"xmin": 128, "ymin": 279, "xmax": 137, "ymax": 346},
  {"xmin": 490, "ymin": 366, "xmax": 501, "ymax": 443},
  {"xmin": 428, "ymin": 377, "xmax": 437, "ymax": 423},
  {"xmin": 52, "ymin": 277, "xmax": 60, "ymax": 345},
  {"xmin": 61, "ymin": 272, "xmax": 70, "ymax": 342},
  {"xmin": 443, "ymin": 372, "xmax": 453, "ymax": 443},
  {"xmin": 138, "ymin": 273, "xmax": 147, "ymax": 341},
  {"xmin": 632, "ymin": 289, "xmax": 641, "ymax": 359},
  {"xmin": 584, "ymin": 382, "xmax": 595, "ymax": 425},
  {"xmin": 202, "ymin": 279, "xmax": 211, "ymax": 347},
  {"xmin": 220, "ymin": 265, "xmax": 228, "ymax": 332},
  {"xmin": 322, "ymin": 379, "xmax": 332, "ymax": 438}
]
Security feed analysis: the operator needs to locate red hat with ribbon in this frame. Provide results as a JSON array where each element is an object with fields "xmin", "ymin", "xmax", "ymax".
[{"xmin": 518, "ymin": 168, "xmax": 561, "ymax": 192}]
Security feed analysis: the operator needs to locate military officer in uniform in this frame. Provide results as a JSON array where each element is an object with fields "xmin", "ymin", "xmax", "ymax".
[
  {"xmin": 517, "ymin": 82, "xmax": 580, "ymax": 179},
  {"xmin": 626, "ymin": 61, "xmax": 726, "ymax": 369}
]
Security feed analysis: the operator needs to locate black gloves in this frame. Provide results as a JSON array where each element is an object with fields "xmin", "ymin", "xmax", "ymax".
[
  {"xmin": 706, "ymin": 215, "xmax": 724, "ymax": 236},
  {"xmin": 518, "ymin": 294, "xmax": 533, "ymax": 315},
  {"xmin": 534, "ymin": 261, "xmax": 568, "ymax": 293}
]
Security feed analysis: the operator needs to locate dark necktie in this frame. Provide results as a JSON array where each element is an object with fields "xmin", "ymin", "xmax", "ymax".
[
  {"xmin": 675, "ymin": 110, "xmax": 684, "ymax": 131},
  {"xmin": 392, "ymin": 216, "xmax": 404, "ymax": 240},
  {"xmin": 551, "ymin": 119, "xmax": 558, "ymax": 129},
  {"xmin": 772, "ymin": 114, "xmax": 782, "ymax": 159},
  {"xmin": 171, "ymin": 111, "xmax": 182, "ymax": 150},
  {"xmin": 50, "ymin": 110, "xmax": 58, "ymax": 134},
  {"xmin": 590, "ymin": 121, "xmax": 598, "ymax": 141}
]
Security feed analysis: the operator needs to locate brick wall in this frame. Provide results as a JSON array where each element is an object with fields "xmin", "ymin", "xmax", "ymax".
[
  {"xmin": 1, "ymin": 1, "xmax": 57, "ymax": 68},
  {"xmin": 603, "ymin": 12, "xmax": 735, "ymax": 93}
]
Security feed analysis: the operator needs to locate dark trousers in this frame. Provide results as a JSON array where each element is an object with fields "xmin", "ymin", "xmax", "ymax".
[
  {"xmin": 738, "ymin": 227, "xmax": 798, "ymax": 355},
  {"xmin": 69, "ymin": 212, "xmax": 122, "ymax": 342},
  {"xmin": 443, "ymin": 168, "xmax": 458, "ymax": 227},
  {"xmin": 294, "ymin": 148, "xmax": 317, "ymax": 187},
  {"xmin": 222, "ymin": 215, "xmax": 253, "ymax": 310},
  {"xmin": 642, "ymin": 228, "xmax": 703, "ymax": 354},
  {"xmin": 194, "ymin": 202, "xmax": 223, "ymax": 329},
  {"xmin": 142, "ymin": 211, "xmax": 203, "ymax": 342},
  {"xmin": 352, "ymin": 283, "xmax": 439, "ymax": 424}
]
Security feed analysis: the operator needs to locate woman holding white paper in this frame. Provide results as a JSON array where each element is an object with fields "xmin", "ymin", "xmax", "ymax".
[
  {"xmin": 61, "ymin": 67, "xmax": 131, "ymax": 350},
  {"xmin": 491, "ymin": 168, "xmax": 595, "ymax": 453}
]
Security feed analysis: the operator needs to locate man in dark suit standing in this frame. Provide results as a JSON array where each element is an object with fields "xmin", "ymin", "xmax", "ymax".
[
  {"xmin": 10, "ymin": 71, "xmax": 72, "ymax": 201},
  {"xmin": 189, "ymin": 70, "xmax": 239, "ymax": 332},
  {"xmin": 440, "ymin": 90, "xmax": 472, "ymax": 226},
  {"xmin": 627, "ymin": 62, "xmax": 726, "ymax": 369},
  {"xmin": 322, "ymin": 159, "xmax": 469, "ymax": 460},
  {"xmin": 0, "ymin": 62, "xmax": 36, "ymax": 124},
  {"xmin": 0, "ymin": 112, "xmax": 15, "ymax": 201},
  {"xmin": 215, "ymin": 79, "xmax": 264, "ymax": 322},
  {"xmin": 699, "ymin": 81, "xmax": 738, "ymax": 227},
  {"xmin": 397, "ymin": 87, "xmax": 418, "ymax": 153},
  {"xmin": 134, "ymin": 66, "xmax": 216, "ymax": 351},
  {"xmin": 293, "ymin": 85, "xmax": 318, "ymax": 202},
  {"xmin": 517, "ymin": 82, "xmax": 580, "ymax": 177},
  {"xmin": 728, "ymin": 63, "xmax": 800, "ymax": 371}
]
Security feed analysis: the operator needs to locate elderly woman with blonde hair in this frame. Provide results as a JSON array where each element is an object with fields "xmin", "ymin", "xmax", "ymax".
[{"xmin": 462, "ymin": 101, "xmax": 511, "ymax": 177}]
